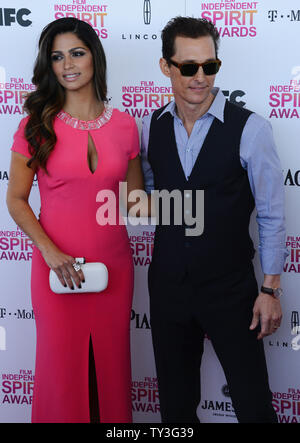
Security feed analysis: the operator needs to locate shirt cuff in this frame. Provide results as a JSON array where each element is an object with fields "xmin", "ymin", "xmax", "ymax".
[{"xmin": 259, "ymin": 246, "xmax": 289, "ymax": 275}]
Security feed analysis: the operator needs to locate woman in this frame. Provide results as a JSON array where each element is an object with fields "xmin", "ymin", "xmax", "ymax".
[{"xmin": 6, "ymin": 17, "xmax": 144, "ymax": 423}]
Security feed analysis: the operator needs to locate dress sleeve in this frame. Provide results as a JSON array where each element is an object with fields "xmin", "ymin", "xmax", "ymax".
[
  {"xmin": 11, "ymin": 117, "xmax": 31, "ymax": 159},
  {"xmin": 129, "ymin": 117, "xmax": 140, "ymax": 160}
]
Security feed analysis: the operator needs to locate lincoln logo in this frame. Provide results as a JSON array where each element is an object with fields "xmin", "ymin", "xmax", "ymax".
[
  {"xmin": 291, "ymin": 311, "xmax": 300, "ymax": 334},
  {"xmin": 143, "ymin": 0, "xmax": 151, "ymax": 25}
]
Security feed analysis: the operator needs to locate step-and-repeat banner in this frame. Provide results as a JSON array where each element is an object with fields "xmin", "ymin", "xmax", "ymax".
[{"xmin": 0, "ymin": 0, "xmax": 299, "ymax": 423}]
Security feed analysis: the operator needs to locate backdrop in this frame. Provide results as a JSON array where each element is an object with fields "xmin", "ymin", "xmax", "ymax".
[{"xmin": 0, "ymin": 0, "xmax": 299, "ymax": 424}]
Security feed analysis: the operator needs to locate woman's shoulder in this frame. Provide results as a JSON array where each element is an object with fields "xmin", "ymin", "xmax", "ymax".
[
  {"xmin": 111, "ymin": 107, "xmax": 136, "ymax": 126},
  {"xmin": 16, "ymin": 115, "xmax": 30, "ymax": 129}
]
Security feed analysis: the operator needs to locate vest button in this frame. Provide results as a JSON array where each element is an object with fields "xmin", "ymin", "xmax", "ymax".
[{"xmin": 184, "ymin": 241, "xmax": 190, "ymax": 248}]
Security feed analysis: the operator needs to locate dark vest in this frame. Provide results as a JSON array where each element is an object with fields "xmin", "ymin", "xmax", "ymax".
[{"xmin": 148, "ymin": 100, "xmax": 255, "ymax": 283}]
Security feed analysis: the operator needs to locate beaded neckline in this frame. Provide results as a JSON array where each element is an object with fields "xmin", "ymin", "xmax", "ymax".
[{"xmin": 56, "ymin": 105, "xmax": 113, "ymax": 130}]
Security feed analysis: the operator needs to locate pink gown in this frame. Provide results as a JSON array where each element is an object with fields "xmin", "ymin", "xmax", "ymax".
[{"xmin": 11, "ymin": 106, "xmax": 140, "ymax": 423}]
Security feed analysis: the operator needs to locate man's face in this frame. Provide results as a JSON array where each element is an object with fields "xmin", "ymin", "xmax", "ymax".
[{"xmin": 160, "ymin": 35, "xmax": 217, "ymax": 110}]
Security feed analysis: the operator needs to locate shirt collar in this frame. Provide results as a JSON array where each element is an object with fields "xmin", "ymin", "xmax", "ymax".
[{"xmin": 157, "ymin": 87, "xmax": 225, "ymax": 123}]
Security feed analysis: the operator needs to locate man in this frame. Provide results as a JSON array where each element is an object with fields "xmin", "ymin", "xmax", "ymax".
[{"xmin": 140, "ymin": 17, "xmax": 287, "ymax": 423}]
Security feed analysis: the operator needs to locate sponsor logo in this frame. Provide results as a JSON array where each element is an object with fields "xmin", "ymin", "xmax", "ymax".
[
  {"xmin": 284, "ymin": 236, "xmax": 300, "ymax": 274},
  {"xmin": 267, "ymin": 311, "xmax": 300, "ymax": 352},
  {"xmin": 131, "ymin": 376, "xmax": 160, "ymax": 414},
  {"xmin": 143, "ymin": 0, "xmax": 151, "ymax": 25},
  {"xmin": 269, "ymin": 73, "xmax": 300, "ymax": 120},
  {"xmin": 0, "ymin": 8, "xmax": 31, "ymax": 27},
  {"xmin": 291, "ymin": 311, "xmax": 300, "ymax": 352},
  {"xmin": 284, "ymin": 169, "xmax": 300, "ymax": 186},
  {"xmin": 54, "ymin": 0, "xmax": 108, "ymax": 39},
  {"xmin": 222, "ymin": 89, "xmax": 246, "ymax": 107},
  {"xmin": 1, "ymin": 369, "xmax": 34, "ymax": 405},
  {"xmin": 122, "ymin": 81, "xmax": 174, "ymax": 119},
  {"xmin": 0, "ymin": 77, "xmax": 35, "ymax": 116},
  {"xmin": 0, "ymin": 307, "xmax": 35, "ymax": 321},
  {"xmin": 131, "ymin": 309, "xmax": 151, "ymax": 329},
  {"xmin": 121, "ymin": 0, "xmax": 158, "ymax": 41},
  {"xmin": 268, "ymin": 10, "xmax": 300, "ymax": 23},
  {"xmin": 198, "ymin": 1, "xmax": 258, "ymax": 38},
  {"xmin": 129, "ymin": 231, "xmax": 154, "ymax": 268},
  {"xmin": 272, "ymin": 388, "xmax": 300, "ymax": 423},
  {"xmin": 201, "ymin": 385, "xmax": 236, "ymax": 419},
  {"xmin": 0, "ymin": 227, "xmax": 33, "ymax": 262}
]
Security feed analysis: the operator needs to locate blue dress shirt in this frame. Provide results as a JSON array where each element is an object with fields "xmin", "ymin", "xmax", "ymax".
[{"xmin": 140, "ymin": 87, "xmax": 288, "ymax": 275}]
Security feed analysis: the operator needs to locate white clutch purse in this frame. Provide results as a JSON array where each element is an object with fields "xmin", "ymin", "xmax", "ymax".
[{"xmin": 49, "ymin": 261, "xmax": 108, "ymax": 294}]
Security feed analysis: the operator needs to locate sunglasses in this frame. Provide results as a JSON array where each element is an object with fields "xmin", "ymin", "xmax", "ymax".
[{"xmin": 169, "ymin": 59, "xmax": 222, "ymax": 77}]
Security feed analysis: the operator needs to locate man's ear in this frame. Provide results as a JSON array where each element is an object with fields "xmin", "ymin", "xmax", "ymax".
[{"xmin": 159, "ymin": 57, "xmax": 171, "ymax": 77}]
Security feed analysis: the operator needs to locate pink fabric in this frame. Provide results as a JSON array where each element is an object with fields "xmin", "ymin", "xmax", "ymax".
[{"xmin": 11, "ymin": 108, "xmax": 140, "ymax": 423}]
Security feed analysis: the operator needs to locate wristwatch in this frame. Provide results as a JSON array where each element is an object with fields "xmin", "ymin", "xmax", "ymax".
[{"xmin": 261, "ymin": 286, "xmax": 283, "ymax": 299}]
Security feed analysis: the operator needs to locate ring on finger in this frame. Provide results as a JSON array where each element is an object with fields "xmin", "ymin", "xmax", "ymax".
[{"xmin": 72, "ymin": 262, "xmax": 81, "ymax": 272}]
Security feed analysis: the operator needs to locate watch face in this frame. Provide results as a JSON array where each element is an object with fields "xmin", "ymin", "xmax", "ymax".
[{"xmin": 274, "ymin": 288, "xmax": 283, "ymax": 298}]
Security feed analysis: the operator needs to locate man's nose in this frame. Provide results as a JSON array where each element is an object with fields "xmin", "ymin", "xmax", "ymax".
[{"xmin": 193, "ymin": 66, "xmax": 206, "ymax": 81}]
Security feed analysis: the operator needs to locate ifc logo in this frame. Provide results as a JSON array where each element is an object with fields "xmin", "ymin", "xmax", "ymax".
[{"xmin": 0, "ymin": 8, "xmax": 32, "ymax": 27}]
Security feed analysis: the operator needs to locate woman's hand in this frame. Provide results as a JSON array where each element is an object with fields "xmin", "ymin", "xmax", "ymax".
[{"xmin": 41, "ymin": 246, "xmax": 85, "ymax": 289}]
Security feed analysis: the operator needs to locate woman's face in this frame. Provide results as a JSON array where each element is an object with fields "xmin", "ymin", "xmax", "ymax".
[{"xmin": 51, "ymin": 32, "xmax": 94, "ymax": 94}]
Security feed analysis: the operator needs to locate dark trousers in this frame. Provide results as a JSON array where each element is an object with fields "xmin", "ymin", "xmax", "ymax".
[{"xmin": 148, "ymin": 263, "xmax": 277, "ymax": 423}]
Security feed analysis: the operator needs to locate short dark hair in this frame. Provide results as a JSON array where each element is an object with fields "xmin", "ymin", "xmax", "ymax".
[{"xmin": 161, "ymin": 16, "xmax": 220, "ymax": 63}]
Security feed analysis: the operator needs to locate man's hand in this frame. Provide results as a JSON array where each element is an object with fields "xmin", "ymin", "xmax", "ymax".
[{"xmin": 249, "ymin": 293, "xmax": 282, "ymax": 340}]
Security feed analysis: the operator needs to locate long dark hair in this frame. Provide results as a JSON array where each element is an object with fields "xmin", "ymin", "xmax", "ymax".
[{"xmin": 24, "ymin": 17, "xmax": 107, "ymax": 171}]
